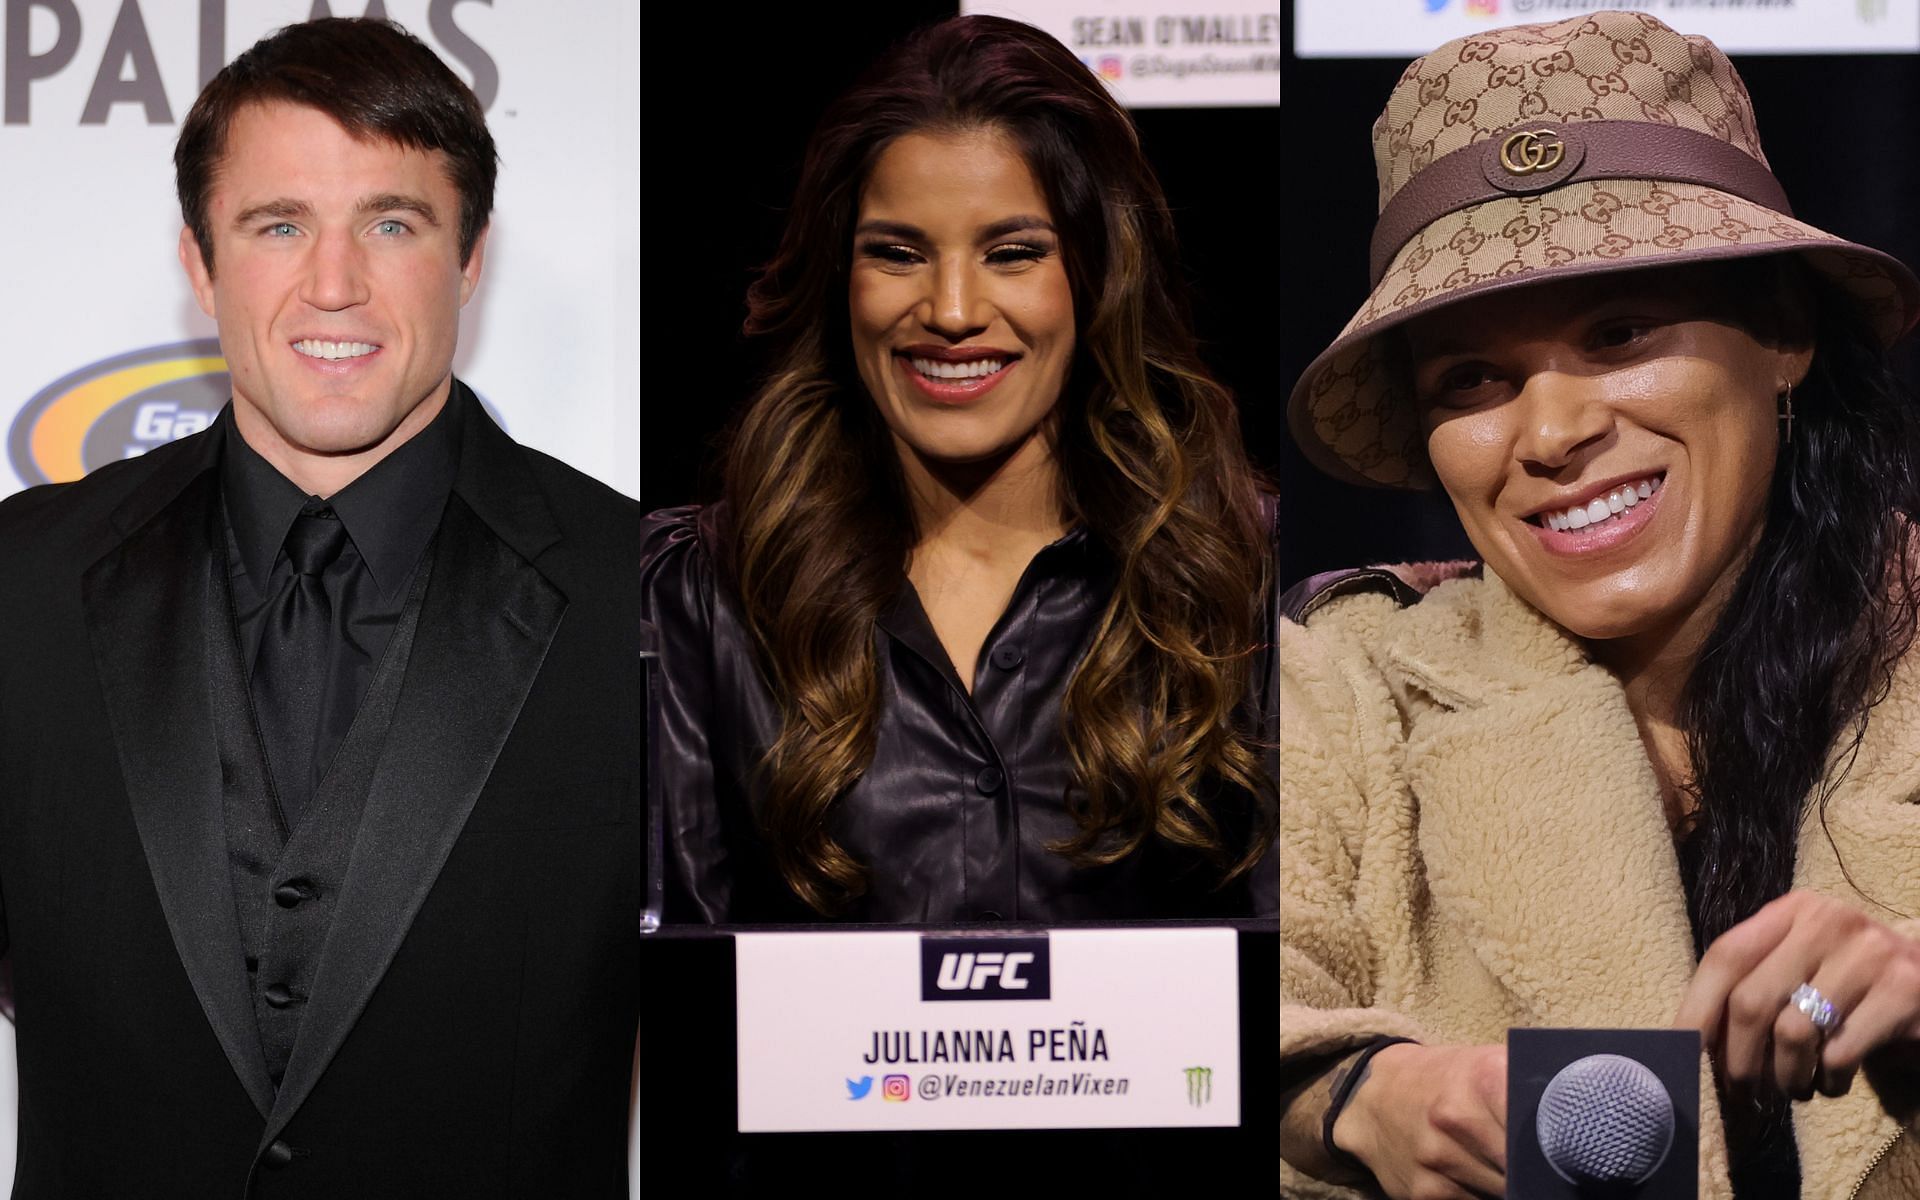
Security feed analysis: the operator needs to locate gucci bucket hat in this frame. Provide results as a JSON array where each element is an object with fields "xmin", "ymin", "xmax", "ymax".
[{"xmin": 1289, "ymin": 10, "xmax": 1920, "ymax": 488}]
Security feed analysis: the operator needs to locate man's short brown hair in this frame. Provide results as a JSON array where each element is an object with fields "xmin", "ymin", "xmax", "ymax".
[{"xmin": 176, "ymin": 18, "xmax": 497, "ymax": 271}]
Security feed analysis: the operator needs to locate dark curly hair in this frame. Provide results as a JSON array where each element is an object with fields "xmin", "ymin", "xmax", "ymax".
[
  {"xmin": 1674, "ymin": 257, "xmax": 1919, "ymax": 957},
  {"xmin": 1670, "ymin": 256, "xmax": 1920, "ymax": 1178}
]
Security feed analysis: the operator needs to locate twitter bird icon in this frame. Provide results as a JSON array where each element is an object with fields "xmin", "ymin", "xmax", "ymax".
[{"xmin": 846, "ymin": 1075, "xmax": 874, "ymax": 1100}]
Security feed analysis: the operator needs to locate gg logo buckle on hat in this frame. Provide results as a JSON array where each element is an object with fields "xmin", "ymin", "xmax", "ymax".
[
  {"xmin": 1481, "ymin": 123, "xmax": 1584, "ymax": 194},
  {"xmin": 1292, "ymin": 10, "xmax": 1920, "ymax": 490},
  {"xmin": 1501, "ymin": 129, "xmax": 1564, "ymax": 176}
]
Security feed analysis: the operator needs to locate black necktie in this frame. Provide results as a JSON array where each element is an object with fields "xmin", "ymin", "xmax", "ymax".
[{"xmin": 252, "ymin": 503, "xmax": 348, "ymax": 829}]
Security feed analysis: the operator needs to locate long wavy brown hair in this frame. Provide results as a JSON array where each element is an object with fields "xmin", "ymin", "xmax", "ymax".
[{"xmin": 721, "ymin": 15, "xmax": 1273, "ymax": 913}]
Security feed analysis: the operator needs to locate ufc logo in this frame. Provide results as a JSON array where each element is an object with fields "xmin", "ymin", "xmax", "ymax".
[
  {"xmin": 935, "ymin": 951, "xmax": 1035, "ymax": 991},
  {"xmin": 920, "ymin": 936, "xmax": 1051, "ymax": 1001}
]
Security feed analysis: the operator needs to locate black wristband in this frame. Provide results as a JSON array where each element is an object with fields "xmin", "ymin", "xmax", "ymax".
[{"xmin": 1321, "ymin": 1036, "xmax": 1418, "ymax": 1174}]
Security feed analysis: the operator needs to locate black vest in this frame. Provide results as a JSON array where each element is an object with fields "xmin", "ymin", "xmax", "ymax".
[{"xmin": 209, "ymin": 529, "xmax": 435, "ymax": 1084}]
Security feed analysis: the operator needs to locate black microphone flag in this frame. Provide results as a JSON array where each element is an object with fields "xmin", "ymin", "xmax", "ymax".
[{"xmin": 1508, "ymin": 1027, "xmax": 1700, "ymax": 1199}]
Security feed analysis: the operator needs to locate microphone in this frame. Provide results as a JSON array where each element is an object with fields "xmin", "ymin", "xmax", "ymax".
[
  {"xmin": 1537, "ymin": 1054, "xmax": 1674, "ymax": 1187},
  {"xmin": 1509, "ymin": 1028, "xmax": 1699, "ymax": 1198}
]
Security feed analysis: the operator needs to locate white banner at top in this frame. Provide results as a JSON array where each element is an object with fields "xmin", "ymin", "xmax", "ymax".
[
  {"xmin": 1297, "ymin": 0, "xmax": 1920, "ymax": 57},
  {"xmin": 963, "ymin": 0, "xmax": 1281, "ymax": 107}
]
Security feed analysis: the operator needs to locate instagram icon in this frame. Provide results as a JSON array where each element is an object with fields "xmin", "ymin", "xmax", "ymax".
[{"xmin": 881, "ymin": 1074, "xmax": 911, "ymax": 1102}]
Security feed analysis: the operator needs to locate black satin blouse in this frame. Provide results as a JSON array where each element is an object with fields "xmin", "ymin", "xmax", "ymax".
[{"xmin": 638, "ymin": 501, "xmax": 1278, "ymax": 925}]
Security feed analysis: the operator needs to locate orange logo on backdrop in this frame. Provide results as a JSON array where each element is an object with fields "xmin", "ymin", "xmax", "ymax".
[
  {"xmin": 10, "ymin": 342, "xmax": 229, "ymax": 487},
  {"xmin": 11, "ymin": 343, "xmax": 507, "ymax": 491}
]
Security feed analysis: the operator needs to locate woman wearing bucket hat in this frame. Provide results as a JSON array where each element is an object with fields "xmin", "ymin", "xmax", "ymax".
[{"xmin": 1280, "ymin": 12, "xmax": 1920, "ymax": 1200}]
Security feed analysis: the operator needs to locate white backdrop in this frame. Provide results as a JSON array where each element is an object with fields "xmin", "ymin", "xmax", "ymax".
[
  {"xmin": 0, "ymin": 0, "xmax": 640, "ymax": 1190},
  {"xmin": 0, "ymin": 0, "xmax": 640, "ymax": 498}
]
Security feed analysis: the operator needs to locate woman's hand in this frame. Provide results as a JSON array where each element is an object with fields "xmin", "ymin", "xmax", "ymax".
[
  {"xmin": 1674, "ymin": 890, "xmax": 1920, "ymax": 1100},
  {"xmin": 1332, "ymin": 1043, "xmax": 1508, "ymax": 1200}
]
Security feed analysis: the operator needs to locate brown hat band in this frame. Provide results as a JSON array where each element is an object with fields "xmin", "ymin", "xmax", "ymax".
[{"xmin": 1368, "ymin": 120, "xmax": 1793, "ymax": 285}]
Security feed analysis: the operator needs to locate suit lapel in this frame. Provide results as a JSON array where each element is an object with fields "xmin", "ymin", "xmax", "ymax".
[
  {"xmin": 262, "ymin": 390, "xmax": 568, "ymax": 1141},
  {"xmin": 83, "ymin": 439, "xmax": 279, "ymax": 1117}
]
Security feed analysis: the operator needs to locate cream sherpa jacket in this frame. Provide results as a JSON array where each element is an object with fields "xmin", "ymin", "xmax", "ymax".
[{"xmin": 1281, "ymin": 569, "xmax": 1920, "ymax": 1200}]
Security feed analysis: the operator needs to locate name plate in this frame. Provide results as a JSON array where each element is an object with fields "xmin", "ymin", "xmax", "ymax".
[{"xmin": 734, "ymin": 928, "xmax": 1239, "ymax": 1131}]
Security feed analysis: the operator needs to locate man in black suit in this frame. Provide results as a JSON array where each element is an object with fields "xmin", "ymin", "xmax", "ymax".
[{"xmin": 0, "ymin": 19, "xmax": 641, "ymax": 1197}]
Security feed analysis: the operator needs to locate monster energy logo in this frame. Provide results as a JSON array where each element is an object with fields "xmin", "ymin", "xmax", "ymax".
[{"xmin": 1183, "ymin": 1065, "xmax": 1212, "ymax": 1107}]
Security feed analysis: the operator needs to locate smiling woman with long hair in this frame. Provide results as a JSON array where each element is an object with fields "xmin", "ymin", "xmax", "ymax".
[
  {"xmin": 1278, "ymin": 13, "xmax": 1920, "ymax": 1200},
  {"xmin": 639, "ymin": 15, "xmax": 1276, "ymax": 923}
]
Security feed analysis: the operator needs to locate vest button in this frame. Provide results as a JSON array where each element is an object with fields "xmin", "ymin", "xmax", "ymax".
[
  {"xmin": 261, "ymin": 1140, "xmax": 296, "ymax": 1168},
  {"xmin": 273, "ymin": 881, "xmax": 313, "ymax": 908},
  {"xmin": 975, "ymin": 766, "xmax": 1004, "ymax": 794},
  {"xmin": 264, "ymin": 983, "xmax": 301, "ymax": 1009}
]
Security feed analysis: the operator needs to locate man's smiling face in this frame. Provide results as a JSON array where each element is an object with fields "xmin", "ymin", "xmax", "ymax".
[{"xmin": 179, "ymin": 100, "xmax": 485, "ymax": 480}]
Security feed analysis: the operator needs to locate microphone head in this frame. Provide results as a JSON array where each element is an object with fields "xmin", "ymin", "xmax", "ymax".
[{"xmin": 1535, "ymin": 1053, "xmax": 1676, "ymax": 1187}]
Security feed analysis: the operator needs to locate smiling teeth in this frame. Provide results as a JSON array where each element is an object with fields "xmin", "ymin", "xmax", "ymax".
[
  {"xmin": 294, "ymin": 339, "xmax": 378, "ymax": 360},
  {"xmin": 911, "ymin": 357, "xmax": 1004, "ymax": 380},
  {"xmin": 1543, "ymin": 476, "xmax": 1662, "ymax": 533}
]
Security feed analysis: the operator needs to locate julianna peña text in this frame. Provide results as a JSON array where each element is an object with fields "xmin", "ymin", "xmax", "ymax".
[{"xmin": 863, "ymin": 1021, "xmax": 1109, "ymax": 1064}]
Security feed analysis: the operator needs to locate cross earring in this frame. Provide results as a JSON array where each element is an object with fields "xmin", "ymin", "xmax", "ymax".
[{"xmin": 1778, "ymin": 382, "xmax": 1794, "ymax": 445}]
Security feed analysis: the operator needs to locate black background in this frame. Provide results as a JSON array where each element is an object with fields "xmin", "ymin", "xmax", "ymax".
[
  {"xmin": 637, "ymin": 6, "xmax": 1281, "ymax": 1195},
  {"xmin": 638, "ymin": 1, "xmax": 1283, "ymax": 518}
]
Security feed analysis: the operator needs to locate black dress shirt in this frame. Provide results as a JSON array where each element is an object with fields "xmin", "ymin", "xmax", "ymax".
[
  {"xmin": 221, "ymin": 397, "xmax": 460, "ymax": 812},
  {"xmin": 638, "ymin": 499, "xmax": 1279, "ymax": 924}
]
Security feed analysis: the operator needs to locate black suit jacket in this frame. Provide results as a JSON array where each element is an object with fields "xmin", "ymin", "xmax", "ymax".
[{"xmin": 0, "ymin": 383, "xmax": 643, "ymax": 1198}]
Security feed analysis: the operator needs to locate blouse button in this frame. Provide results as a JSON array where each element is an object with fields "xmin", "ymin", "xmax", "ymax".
[
  {"xmin": 991, "ymin": 645, "xmax": 1026, "ymax": 669},
  {"xmin": 975, "ymin": 766, "xmax": 1004, "ymax": 794}
]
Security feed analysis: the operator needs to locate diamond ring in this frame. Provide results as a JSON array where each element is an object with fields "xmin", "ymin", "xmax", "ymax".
[{"xmin": 1789, "ymin": 983, "xmax": 1842, "ymax": 1036}]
